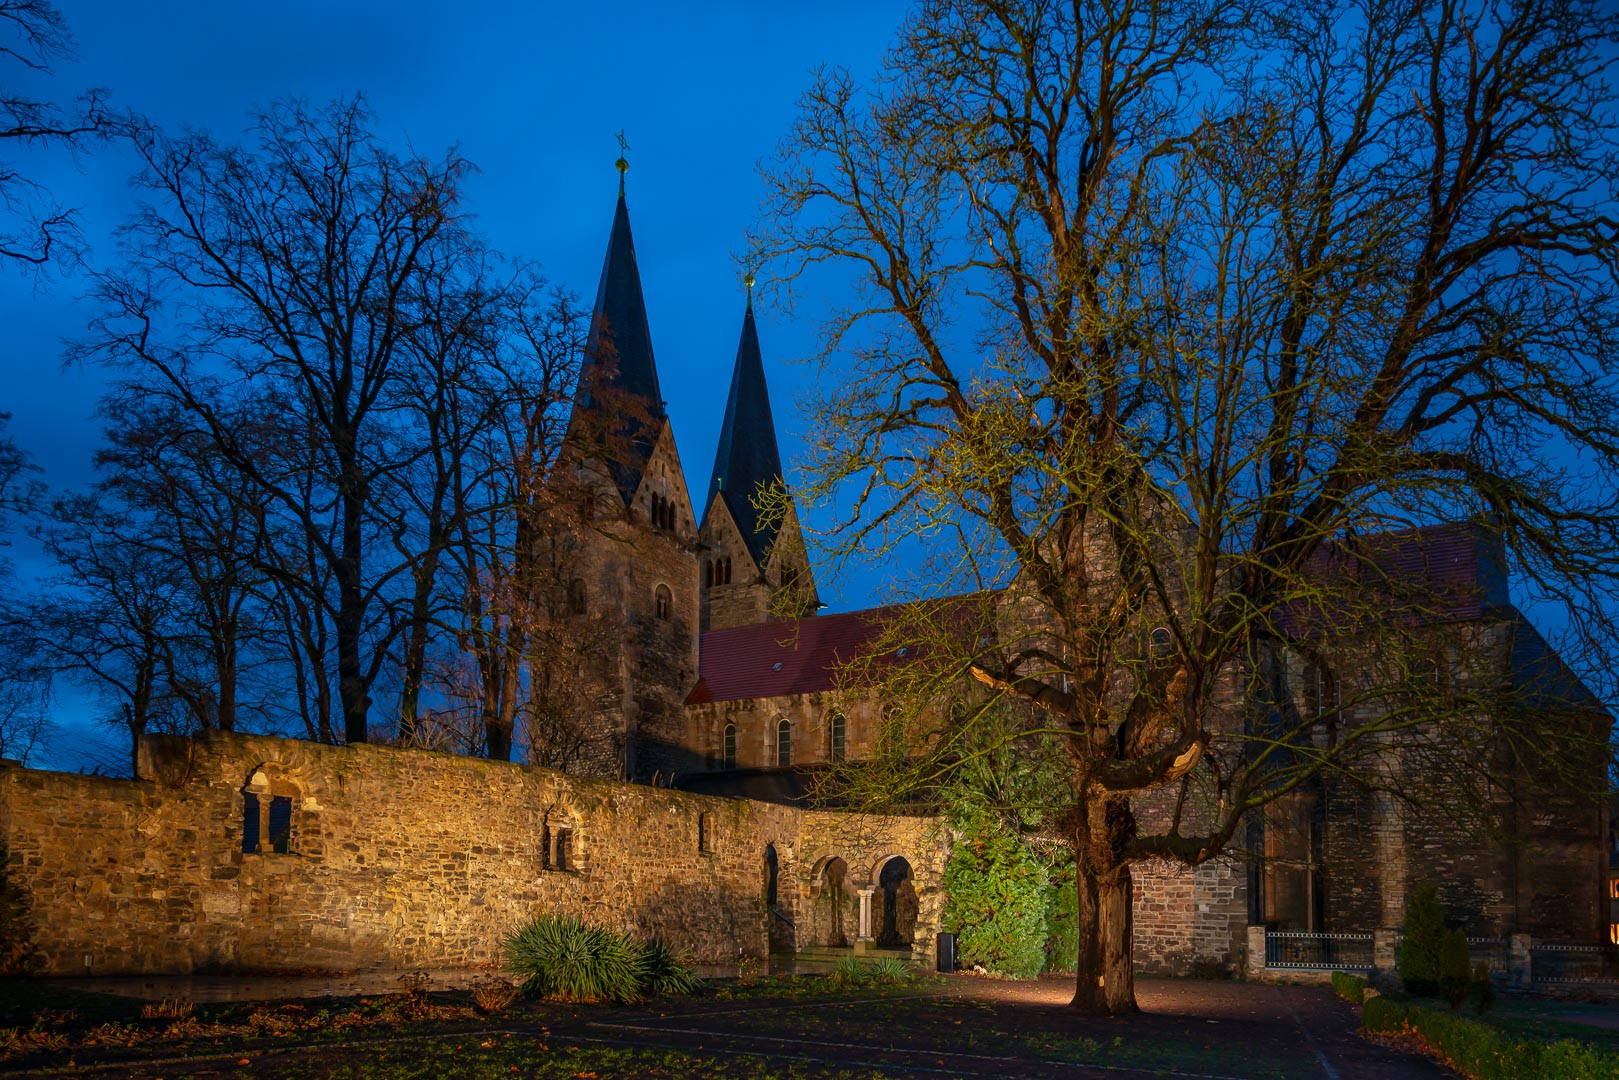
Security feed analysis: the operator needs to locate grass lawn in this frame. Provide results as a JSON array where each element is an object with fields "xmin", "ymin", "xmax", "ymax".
[{"xmin": 1470, "ymin": 996, "xmax": 1619, "ymax": 1050}]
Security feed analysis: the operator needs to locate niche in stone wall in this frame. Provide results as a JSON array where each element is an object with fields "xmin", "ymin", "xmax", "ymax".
[
  {"xmin": 698, "ymin": 811, "xmax": 717, "ymax": 854},
  {"xmin": 541, "ymin": 804, "xmax": 583, "ymax": 873},
  {"xmin": 242, "ymin": 764, "xmax": 304, "ymax": 856}
]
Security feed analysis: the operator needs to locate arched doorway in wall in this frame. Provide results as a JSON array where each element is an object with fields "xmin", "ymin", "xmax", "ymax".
[
  {"xmin": 810, "ymin": 856, "xmax": 854, "ymax": 947},
  {"xmin": 874, "ymin": 856, "xmax": 918, "ymax": 949},
  {"xmin": 764, "ymin": 843, "xmax": 793, "ymax": 953}
]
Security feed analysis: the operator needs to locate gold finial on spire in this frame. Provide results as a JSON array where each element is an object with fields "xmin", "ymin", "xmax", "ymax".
[
  {"xmin": 744, "ymin": 270, "xmax": 756, "ymax": 311},
  {"xmin": 614, "ymin": 130, "xmax": 630, "ymax": 195}
]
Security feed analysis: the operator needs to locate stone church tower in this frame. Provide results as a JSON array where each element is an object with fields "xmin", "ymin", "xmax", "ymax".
[
  {"xmin": 698, "ymin": 290, "xmax": 819, "ymax": 632},
  {"xmin": 558, "ymin": 185, "xmax": 701, "ymax": 782}
]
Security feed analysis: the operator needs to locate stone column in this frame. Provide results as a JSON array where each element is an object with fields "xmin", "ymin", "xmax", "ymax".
[
  {"xmin": 1509, "ymin": 932, "xmax": 1532, "ymax": 989},
  {"xmin": 1247, "ymin": 925, "xmax": 1267, "ymax": 977},
  {"xmin": 855, "ymin": 888, "xmax": 875, "ymax": 954},
  {"xmin": 1373, "ymin": 928, "xmax": 1399, "ymax": 989}
]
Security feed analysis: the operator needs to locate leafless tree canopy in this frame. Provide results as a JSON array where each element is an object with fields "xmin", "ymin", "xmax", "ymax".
[
  {"xmin": 1, "ymin": 97, "xmax": 606, "ymax": 769},
  {"xmin": 0, "ymin": 0, "xmax": 115, "ymax": 270}
]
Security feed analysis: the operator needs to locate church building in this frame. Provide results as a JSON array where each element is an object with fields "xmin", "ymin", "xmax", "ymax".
[{"xmin": 559, "ymin": 181, "xmax": 1614, "ymax": 956}]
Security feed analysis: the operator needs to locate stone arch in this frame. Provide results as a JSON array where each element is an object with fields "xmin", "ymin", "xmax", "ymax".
[
  {"xmin": 242, "ymin": 762, "xmax": 306, "ymax": 855},
  {"xmin": 540, "ymin": 800, "xmax": 585, "ymax": 873},
  {"xmin": 806, "ymin": 854, "xmax": 855, "ymax": 947},
  {"xmin": 874, "ymin": 856, "xmax": 919, "ymax": 948}
]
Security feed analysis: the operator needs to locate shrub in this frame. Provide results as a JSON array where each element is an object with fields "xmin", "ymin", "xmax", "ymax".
[
  {"xmin": 1398, "ymin": 883, "xmax": 1446, "ymax": 996},
  {"xmin": 0, "ymin": 850, "xmax": 41, "ymax": 977},
  {"xmin": 1468, "ymin": 960, "xmax": 1494, "ymax": 1014},
  {"xmin": 1040, "ymin": 853, "xmax": 1078, "ymax": 974},
  {"xmin": 470, "ymin": 976, "xmax": 519, "ymax": 1015},
  {"xmin": 1363, "ymin": 995, "xmax": 1619, "ymax": 1080},
  {"xmin": 504, "ymin": 913, "xmax": 644, "ymax": 1004},
  {"xmin": 397, "ymin": 970, "xmax": 433, "ymax": 1003},
  {"xmin": 941, "ymin": 803, "xmax": 1048, "ymax": 979},
  {"xmin": 1331, "ymin": 971, "xmax": 1365, "ymax": 1004},
  {"xmin": 831, "ymin": 955, "xmax": 914, "ymax": 986},
  {"xmin": 139, "ymin": 997, "xmax": 195, "ymax": 1021},
  {"xmin": 633, "ymin": 937, "xmax": 702, "ymax": 997},
  {"xmin": 1439, "ymin": 928, "xmax": 1471, "ymax": 1009}
]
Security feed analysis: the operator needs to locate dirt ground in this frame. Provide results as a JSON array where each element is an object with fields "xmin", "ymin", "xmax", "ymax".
[{"xmin": 3, "ymin": 974, "xmax": 1457, "ymax": 1079}]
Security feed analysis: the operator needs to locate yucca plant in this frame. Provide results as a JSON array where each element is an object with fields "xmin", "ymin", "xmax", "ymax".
[
  {"xmin": 504, "ymin": 913, "xmax": 644, "ymax": 1004},
  {"xmin": 864, "ymin": 956, "xmax": 915, "ymax": 985},
  {"xmin": 634, "ymin": 937, "xmax": 703, "ymax": 996}
]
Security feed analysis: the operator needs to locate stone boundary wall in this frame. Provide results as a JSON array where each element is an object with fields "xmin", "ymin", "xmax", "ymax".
[{"xmin": 0, "ymin": 731, "xmax": 946, "ymax": 977}]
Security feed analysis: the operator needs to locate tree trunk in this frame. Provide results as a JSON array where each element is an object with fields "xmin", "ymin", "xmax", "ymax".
[
  {"xmin": 1070, "ymin": 860, "xmax": 1137, "ymax": 1013},
  {"xmin": 337, "ymin": 489, "xmax": 369, "ymax": 745},
  {"xmin": 1070, "ymin": 793, "xmax": 1139, "ymax": 1014}
]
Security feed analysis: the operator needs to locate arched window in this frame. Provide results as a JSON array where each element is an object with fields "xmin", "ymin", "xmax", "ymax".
[
  {"xmin": 723, "ymin": 723, "xmax": 737, "ymax": 769},
  {"xmin": 655, "ymin": 583, "xmax": 672, "ymax": 620},
  {"xmin": 1149, "ymin": 627, "xmax": 1173, "ymax": 656},
  {"xmin": 830, "ymin": 712, "xmax": 847, "ymax": 763},
  {"xmin": 242, "ymin": 766, "xmax": 300, "ymax": 855},
  {"xmin": 776, "ymin": 719, "xmax": 792, "ymax": 767},
  {"xmin": 723, "ymin": 556, "xmax": 732, "ymax": 585},
  {"xmin": 568, "ymin": 578, "xmax": 587, "ymax": 615}
]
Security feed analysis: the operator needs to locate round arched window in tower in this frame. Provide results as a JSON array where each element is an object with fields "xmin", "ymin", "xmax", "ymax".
[{"xmin": 655, "ymin": 583, "xmax": 672, "ymax": 620}]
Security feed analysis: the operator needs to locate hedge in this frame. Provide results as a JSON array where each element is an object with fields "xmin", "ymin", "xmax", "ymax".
[
  {"xmin": 1331, "ymin": 970, "xmax": 1365, "ymax": 1003},
  {"xmin": 1363, "ymin": 996, "xmax": 1619, "ymax": 1080}
]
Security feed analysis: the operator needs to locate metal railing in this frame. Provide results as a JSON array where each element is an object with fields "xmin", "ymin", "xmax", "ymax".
[
  {"xmin": 1530, "ymin": 942, "xmax": 1619, "ymax": 985},
  {"xmin": 1265, "ymin": 931, "xmax": 1375, "ymax": 970},
  {"xmin": 1466, "ymin": 937, "xmax": 1509, "ymax": 974}
]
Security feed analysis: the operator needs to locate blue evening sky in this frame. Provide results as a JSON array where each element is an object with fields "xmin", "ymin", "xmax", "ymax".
[{"xmin": 0, "ymin": 0, "xmax": 912, "ymax": 768}]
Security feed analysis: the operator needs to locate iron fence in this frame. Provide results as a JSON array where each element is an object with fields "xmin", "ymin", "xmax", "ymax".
[
  {"xmin": 1466, "ymin": 937, "xmax": 1509, "ymax": 974},
  {"xmin": 1265, "ymin": 931, "xmax": 1375, "ymax": 970},
  {"xmin": 1530, "ymin": 942, "xmax": 1619, "ymax": 985}
]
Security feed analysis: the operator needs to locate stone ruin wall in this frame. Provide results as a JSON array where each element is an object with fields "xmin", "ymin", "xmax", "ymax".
[{"xmin": 0, "ymin": 731, "xmax": 947, "ymax": 977}]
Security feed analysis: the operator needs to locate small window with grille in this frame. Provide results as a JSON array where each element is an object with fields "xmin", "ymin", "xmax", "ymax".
[
  {"xmin": 723, "ymin": 723, "xmax": 737, "ymax": 769},
  {"xmin": 776, "ymin": 719, "xmax": 792, "ymax": 767}
]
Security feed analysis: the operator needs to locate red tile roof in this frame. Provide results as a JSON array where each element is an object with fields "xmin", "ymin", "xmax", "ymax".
[
  {"xmin": 687, "ymin": 605, "xmax": 902, "ymax": 705},
  {"xmin": 690, "ymin": 522, "xmax": 1512, "ymax": 705}
]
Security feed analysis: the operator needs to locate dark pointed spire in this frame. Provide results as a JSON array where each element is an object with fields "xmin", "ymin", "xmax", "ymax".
[
  {"xmin": 570, "ymin": 186, "xmax": 666, "ymax": 501},
  {"xmin": 704, "ymin": 297, "xmax": 786, "ymax": 565},
  {"xmin": 578, "ymin": 193, "xmax": 664, "ymax": 417}
]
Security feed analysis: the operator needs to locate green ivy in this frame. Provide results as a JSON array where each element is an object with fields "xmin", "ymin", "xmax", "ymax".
[
  {"xmin": 941, "ymin": 802, "xmax": 1049, "ymax": 979},
  {"xmin": 1040, "ymin": 850, "xmax": 1078, "ymax": 974}
]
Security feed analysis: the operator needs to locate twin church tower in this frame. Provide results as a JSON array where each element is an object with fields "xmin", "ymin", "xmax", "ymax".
[{"xmin": 559, "ymin": 184, "xmax": 820, "ymax": 782}]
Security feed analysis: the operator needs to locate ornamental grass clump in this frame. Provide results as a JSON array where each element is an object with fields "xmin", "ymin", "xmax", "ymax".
[
  {"xmin": 633, "ymin": 937, "xmax": 702, "ymax": 997},
  {"xmin": 503, "ymin": 913, "xmax": 702, "ymax": 1004}
]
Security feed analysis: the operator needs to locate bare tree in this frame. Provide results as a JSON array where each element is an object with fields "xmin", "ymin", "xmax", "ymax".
[
  {"xmin": 76, "ymin": 97, "xmax": 479, "ymax": 744},
  {"xmin": 29, "ymin": 493, "xmax": 188, "ymax": 775},
  {"xmin": 760, "ymin": 0, "xmax": 1619, "ymax": 1012},
  {"xmin": 94, "ymin": 391, "xmax": 268, "ymax": 733},
  {"xmin": 0, "ymin": 0, "xmax": 114, "ymax": 270}
]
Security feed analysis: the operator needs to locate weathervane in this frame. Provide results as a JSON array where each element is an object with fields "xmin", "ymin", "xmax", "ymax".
[{"xmin": 615, "ymin": 130, "xmax": 630, "ymax": 195}]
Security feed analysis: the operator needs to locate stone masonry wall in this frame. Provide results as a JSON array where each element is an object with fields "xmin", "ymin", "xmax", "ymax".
[{"xmin": 0, "ymin": 731, "xmax": 943, "ymax": 977}]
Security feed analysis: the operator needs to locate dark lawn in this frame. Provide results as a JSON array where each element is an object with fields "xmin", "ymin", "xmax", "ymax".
[{"xmin": 0, "ymin": 973, "xmax": 1456, "ymax": 1079}]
